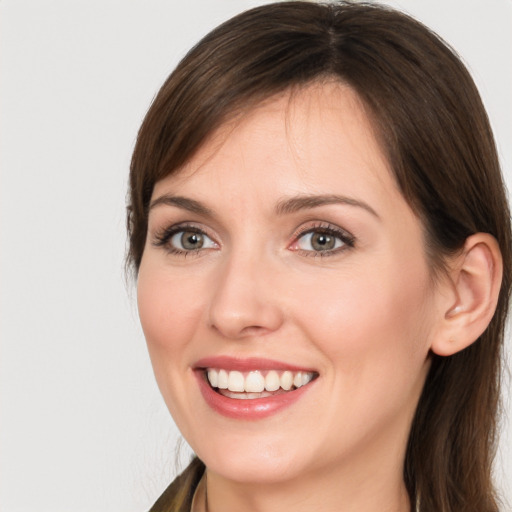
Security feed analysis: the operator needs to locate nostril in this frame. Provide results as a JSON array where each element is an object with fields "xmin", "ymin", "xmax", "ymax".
[
  {"xmin": 210, "ymin": 322, "xmax": 277, "ymax": 340},
  {"xmin": 239, "ymin": 325, "xmax": 273, "ymax": 337}
]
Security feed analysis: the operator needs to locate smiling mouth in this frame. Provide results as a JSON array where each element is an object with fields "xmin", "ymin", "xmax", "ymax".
[{"xmin": 205, "ymin": 368, "xmax": 318, "ymax": 400}]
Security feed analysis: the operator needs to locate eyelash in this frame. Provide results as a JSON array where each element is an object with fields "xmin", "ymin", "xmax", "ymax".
[
  {"xmin": 151, "ymin": 222, "xmax": 355, "ymax": 258},
  {"xmin": 290, "ymin": 222, "xmax": 355, "ymax": 258},
  {"xmin": 152, "ymin": 223, "xmax": 217, "ymax": 257}
]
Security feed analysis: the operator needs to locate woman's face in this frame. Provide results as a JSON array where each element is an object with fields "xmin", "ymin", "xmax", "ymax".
[{"xmin": 138, "ymin": 83, "xmax": 442, "ymax": 486}]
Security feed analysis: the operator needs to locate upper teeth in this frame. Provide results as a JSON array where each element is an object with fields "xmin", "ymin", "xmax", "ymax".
[{"xmin": 207, "ymin": 369, "xmax": 315, "ymax": 393}]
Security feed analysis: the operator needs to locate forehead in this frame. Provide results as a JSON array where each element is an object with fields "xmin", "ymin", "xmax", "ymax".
[{"xmin": 152, "ymin": 82, "xmax": 404, "ymax": 220}]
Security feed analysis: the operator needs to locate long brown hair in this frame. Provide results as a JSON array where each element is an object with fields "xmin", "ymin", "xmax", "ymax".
[{"xmin": 128, "ymin": 2, "xmax": 511, "ymax": 510}]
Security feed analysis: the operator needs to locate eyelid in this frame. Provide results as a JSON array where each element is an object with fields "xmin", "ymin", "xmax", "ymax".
[
  {"xmin": 151, "ymin": 220, "xmax": 354, "ymax": 258},
  {"xmin": 289, "ymin": 222, "xmax": 355, "ymax": 255},
  {"xmin": 151, "ymin": 222, "xmax": 219, "ymax": 255}
]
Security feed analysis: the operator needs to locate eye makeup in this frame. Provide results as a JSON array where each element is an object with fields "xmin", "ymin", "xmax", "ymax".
[
  {"xmin": 289, "ymin": 221, "xmax": 355, "ymax": 258},
  {"xmin": 150, "ymin": 218, "xmax": 355, "ymax": 260},
  {"xmin": 152, "ymin": 222, "xmax": 218, "ymax": 257}
]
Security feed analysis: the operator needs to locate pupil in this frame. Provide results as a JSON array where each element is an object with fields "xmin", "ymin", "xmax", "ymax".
[
  {"xmin": 181, "ymin": 232, "xmax": 204, "ymax": 250},
  {"xmin": 312, "ymin": 232, "xmax": 334, "ymax": 251}
]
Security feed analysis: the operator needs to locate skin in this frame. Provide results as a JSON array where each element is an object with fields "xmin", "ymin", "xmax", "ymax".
[{"xmin": 137, "ymin": 82, "xmax": 452, "ymax": 512}]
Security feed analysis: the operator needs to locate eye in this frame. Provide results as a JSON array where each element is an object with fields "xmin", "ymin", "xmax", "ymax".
[
  {"xmin": 297, "ymin": 230, "xmax": 345, "ymax": 252},
  {"xmin": 290, "ymin": 224, "xmax": 354, "ymax": 256},
  {"xmin": 170, "ymin": 230, "xmax": 216, "ymax": 251},
  {"xmin": 153, "ymin": 225, "xmax": 217, "ymax": 255}
]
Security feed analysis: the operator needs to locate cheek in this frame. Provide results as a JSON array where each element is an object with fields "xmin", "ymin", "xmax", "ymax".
[
  {"xmin": 137, "ymin": 262, "xmax": 206, "ymax": 367},
  {"xmin": 290, "ymin": 256, "xmax": 434, "ymax": 378},
  {"xmin": 136, "ymin": 260, "xmax": 213, "ymax": 432},
  {"xmin": 293, "ymin": 261, "xmax": 434, "ymax": 442}
]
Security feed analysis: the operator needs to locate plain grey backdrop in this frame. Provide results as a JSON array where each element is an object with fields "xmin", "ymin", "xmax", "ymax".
[{"xmin": 1, "ymin": 1, "xmax": 510, "ymax": 510}]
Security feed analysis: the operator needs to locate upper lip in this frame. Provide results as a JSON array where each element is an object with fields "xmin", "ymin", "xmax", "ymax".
[{"xmin": 194, "ymin": 356, "xmax": 317, "ymax": 373}]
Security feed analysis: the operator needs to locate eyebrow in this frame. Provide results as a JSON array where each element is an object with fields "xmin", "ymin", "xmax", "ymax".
[
  {"xmin": 149, "ymin": 195, "xmax": 213, "ymax": 216},
  {"xmin": 274, "ymin": 194, "xmax": 380, "ymax": 218},
  {"xmin": 149, "ymin": 193, "xmax": 379, "ymax": 219}
]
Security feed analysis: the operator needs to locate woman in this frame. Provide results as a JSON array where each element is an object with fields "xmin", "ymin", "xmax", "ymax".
[{"xmin": 127, "ymin": 2, "xmax": 511, "ymax": 511}]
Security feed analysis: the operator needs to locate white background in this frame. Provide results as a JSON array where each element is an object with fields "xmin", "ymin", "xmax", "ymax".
[{"xmin": 1, "ymin": 1, "xmax": 510, "ymax": 511}]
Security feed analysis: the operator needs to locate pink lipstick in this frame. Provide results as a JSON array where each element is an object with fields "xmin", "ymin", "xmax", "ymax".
[{"xmin": 194, "ymin": 356, "xmax": 318, "ymax": 420}]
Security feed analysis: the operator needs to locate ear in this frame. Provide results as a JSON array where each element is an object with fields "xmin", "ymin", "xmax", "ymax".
[{"xmin": 430, "ymin": 233, "xmax": 503, "ymax": 357}]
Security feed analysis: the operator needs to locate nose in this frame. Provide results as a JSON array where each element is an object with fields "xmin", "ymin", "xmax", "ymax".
[{"xmin": 208, "ymin": 251, "xmax": 284, "ymax": 340}]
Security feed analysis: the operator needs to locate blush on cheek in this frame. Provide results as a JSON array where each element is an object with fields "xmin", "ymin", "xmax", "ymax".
[
  {"xmin": 296, "ymin": 261, "xmax": 433, "ymax": 372},
  {"xmin": 137, "ymin": 270, "xmax": 208, "ymax": 361}
]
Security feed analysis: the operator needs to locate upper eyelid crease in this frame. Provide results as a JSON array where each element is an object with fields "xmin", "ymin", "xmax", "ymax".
[
  {"xmin": 295, "ymin": 224, "xmax": 355, "ymax": 246},
  {"xmin": 153, "ymin": 223, "xmax": 214, "ymax": 243}
]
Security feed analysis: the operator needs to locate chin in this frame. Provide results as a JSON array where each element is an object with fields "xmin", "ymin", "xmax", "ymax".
[
  {"xmin": 203, "ymin": 449, "xmax": 304, "ymax": 484},
  {"xmin": 189, "ymin": 424, "xmax": 310, "ymax": 484}
]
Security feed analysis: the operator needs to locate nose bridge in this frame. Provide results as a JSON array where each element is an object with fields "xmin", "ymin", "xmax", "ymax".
[{"xmin": 208, "ymin": 243, "xmax": 283, "ymax": 339}]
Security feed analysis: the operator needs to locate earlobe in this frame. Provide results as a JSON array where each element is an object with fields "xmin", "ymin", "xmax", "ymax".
[{"xmin": 431, "ymin": 233, "xmax": 503, "ymax": 357}]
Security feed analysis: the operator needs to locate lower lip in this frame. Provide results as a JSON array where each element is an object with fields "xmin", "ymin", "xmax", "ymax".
[{"xmin": 195, "ymin": 371, "xmax": 316, "ymax": 420}]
